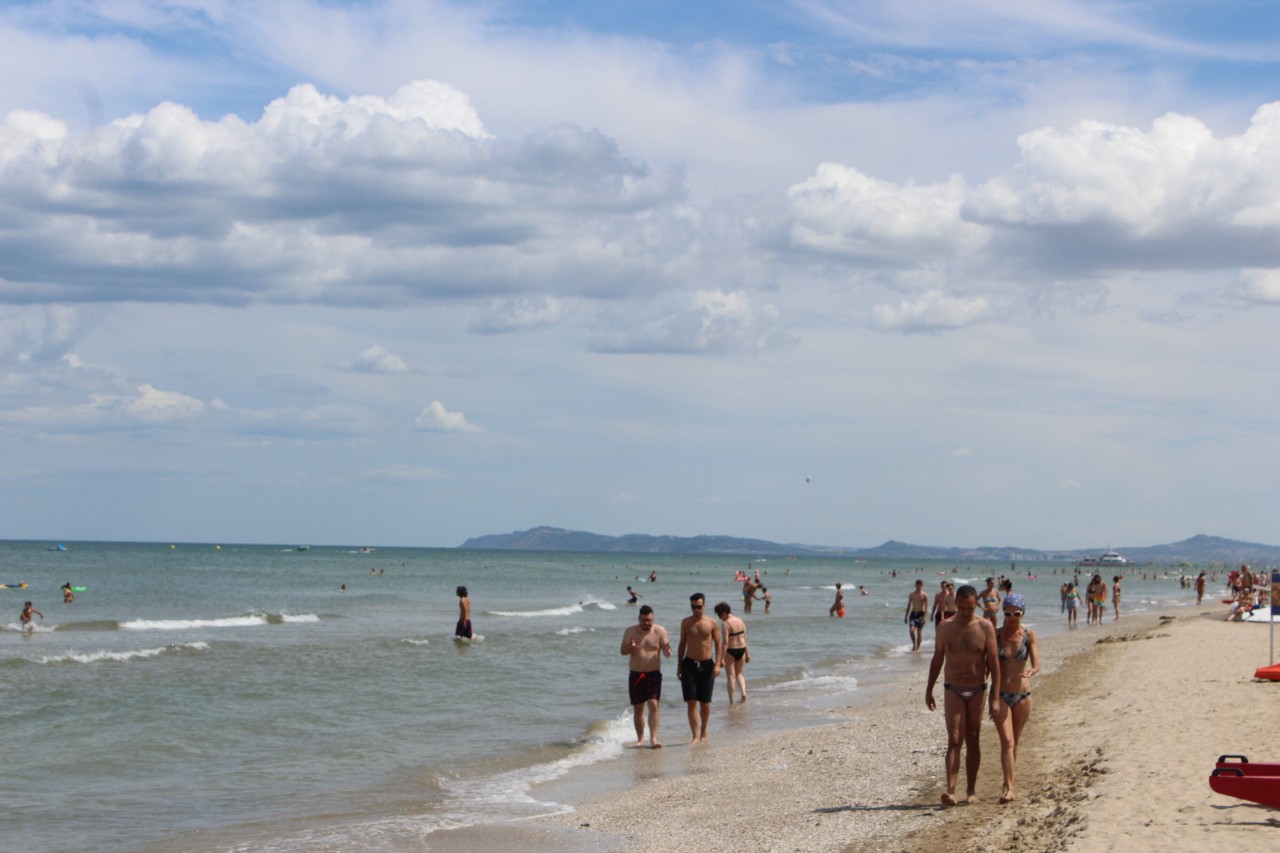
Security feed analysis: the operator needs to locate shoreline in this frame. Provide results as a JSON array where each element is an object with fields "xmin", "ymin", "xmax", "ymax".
[{"xmin": 427, "ymin": 607, "xmax": 1280, "ymax": 852}]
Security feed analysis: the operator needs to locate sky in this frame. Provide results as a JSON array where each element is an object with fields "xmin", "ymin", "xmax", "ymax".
[{"xmin": 2, "ymin": 0, "xmax": 1279, "ymax": 550}]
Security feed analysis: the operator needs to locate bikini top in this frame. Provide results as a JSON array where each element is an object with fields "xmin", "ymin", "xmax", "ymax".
[{"xmin": 998, "ymin": 629, "xmax": 1029, "ymax": 662}]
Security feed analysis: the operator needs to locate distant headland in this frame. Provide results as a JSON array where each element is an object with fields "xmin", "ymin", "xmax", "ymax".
[{"xmin": 459, "ymin": 527, "xmax": 1280, "ymax": 563}]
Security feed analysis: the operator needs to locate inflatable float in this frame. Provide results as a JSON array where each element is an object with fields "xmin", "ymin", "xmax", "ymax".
[{"xmin": 1210, "ymin": 755, "xmax": 1280, "ymax": 809}]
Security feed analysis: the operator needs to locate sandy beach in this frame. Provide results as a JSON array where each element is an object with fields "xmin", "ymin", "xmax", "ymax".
[{"xmin": 437, "ymin": 607, "xmax": 1280, "ymax": 852}]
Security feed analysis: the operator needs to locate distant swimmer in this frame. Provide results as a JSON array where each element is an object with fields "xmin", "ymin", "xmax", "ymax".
[
  {"xmin": 621, "ymin": 604, "xmax": 672, "ymax": 748},
  {"xmin": 741, "ymin": 574, "xmax": 758, "ymax": 613},
  {"xmin": 757, "ymin": 586, "xmax": 772, "ymax": 614},
  {"xmin": 62, "ymin": 582, "xmax": 75, "ymax": 604},
  {"xmin": 455, "ymin": 585, "xmax": 473, "ymax": 639},
  {"xmin": 649, "ymin": 571, "xmax": 657, "ymax": 583},
  {"xmin": 859, "ymin": 585, "xmax": 869, "ymax": 596},
  {"xmin": 339, "ymin": 583, "xmax": 347, "ymax": 593},
  {"xmin": 626, "ymin": 585, "xmax": 641, "ymax": 605},
  {"xmin": 20, "ymin": 601, "xmax": 43, "ymax": 632},
  {"xmin": 829, "ymin": 583, "xmax": 845, "ymax": 617}
]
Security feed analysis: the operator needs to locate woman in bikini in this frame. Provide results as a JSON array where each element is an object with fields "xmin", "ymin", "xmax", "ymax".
[
  {"xmin": 991, "ymin": 593, "xmax": 1040, "ymax": 804},
  {"xmin": 713, "ymin": 602, "xmax": 750, "ymax": 703}
]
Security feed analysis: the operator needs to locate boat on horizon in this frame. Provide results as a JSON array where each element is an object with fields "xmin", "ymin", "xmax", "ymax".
[{"xmin": 1078, "ymin": 549, "xmax": 1127, "ymax": 567}]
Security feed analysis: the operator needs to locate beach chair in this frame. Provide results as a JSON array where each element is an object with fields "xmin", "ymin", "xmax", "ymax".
[{"xmin": 1210, "ymin": 756, "xmax": 1280, "ymax": 809}]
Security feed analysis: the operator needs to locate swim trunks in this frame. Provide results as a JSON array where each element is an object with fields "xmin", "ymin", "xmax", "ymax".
[
  {"xmin": 943, "ymin": 683, "xmax": 987, "ymax": 702},
  {"xmin": 628, "ymin": 670, "xmax": 662, "ymax": 705},
  {"xmin": 908, "ymin": 611, "xmax": 926, "ymax": 629},
  {"xmin": 680, "ymin": 657, "xmax": 715, "ymax": 704},
  {"xmin": 726, "ymin": 647, "xmax": 746, "ymax": 661},
  {"xmin": 454, "ymin": 618, "xmax": 473, "ymax": 639}
]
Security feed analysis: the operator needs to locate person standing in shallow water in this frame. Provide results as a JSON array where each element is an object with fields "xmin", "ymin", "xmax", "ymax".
[
  {"xmin": 620, "ymin": 604, "xmax": 672, "ymax": 748},
  {"xmin": 20, "ymin": 600, "xmax": 43, "ymax": 632},
  {"xmin": 925, "ymin": 585, "xmax": 1000, "ymax": 806},
  {"xmin": 455, "ymin": 585, "xmax": 473, "ymax": 639},
  {"xmin": 714, "ymin": 602, "xmax": 749, "ymax": 703},
  {"xmin": 992, "ymin": 593, "xmax": 1039, "ymax": 804},
  {"xmin": 905, "ymin": 579, "xmax": 929, "ymax": 652}
]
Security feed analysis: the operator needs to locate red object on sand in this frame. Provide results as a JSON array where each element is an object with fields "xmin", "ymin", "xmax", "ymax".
[
  {"xmin": 1216, "ymin": 756, "xmax": 1280, "ymax": 776},
  {"xmin": 1210, "ymin": 770, "xmax": 1280, "ymax": 810},
  {"xmin": 1255, "ymin": 664, "xmax": 1280, "ymax": 681}
]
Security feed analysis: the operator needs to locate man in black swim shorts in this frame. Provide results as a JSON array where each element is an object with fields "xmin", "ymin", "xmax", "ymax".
[
  {"xmin": 621, "ymin": 605, "xmax": 672, "ymax": 748},
  {"xmin": 677, "ymin": 592, "xmax": 722, "ymax": 745}
]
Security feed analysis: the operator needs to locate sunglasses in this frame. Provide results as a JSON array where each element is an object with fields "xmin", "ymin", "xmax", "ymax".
[{"xmin": 1004, "ymin": 610, "xmax": 1024, "ymax": 618}]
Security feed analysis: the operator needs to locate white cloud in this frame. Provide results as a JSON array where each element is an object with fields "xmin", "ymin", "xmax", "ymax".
[
  {"xmin": 469, "ymin": 296, "xmax": 564, "ymax": 334},
  {"xmin": 0, "ymin": 381, "xmax": 204, "ymax": 429},
  {"xmin": 951, "ymin": 447, "xmax": 973, "ymax": 458},
  {"xmin": 1058, "ymin": 479, "xmax": 1083, "ymax": 490},
  {"xmin": 1235, "ymin": 268, "xmax": 1280, "ymax": 303},
  {"xmin": 414, "ymin": 400, "xmax": 480, "ymax": 433},
  {"xmin": 870, "ymin": 291, "xmax": 991, "ymax": 333},
  {"xmin": 591, "ymin": 289, "xmax": 795, "ymax": 354},
  {"xmin": 963, "ymin": 104, "xmax": 1280, "ymax": 274},
  {"xmin": 786, "ymin": 163, "xmax": 988, "ymax": 263},
  {"xmin": 360, "ymin": 464, "xmax": 444, "ymax": 482},
  {"xmin": 0, "ymin": 80, "xmax": 685, "ymax": 307},
  {"xmin": 347, "ymin": 344, "xmax": 410, "ymax": 374}
]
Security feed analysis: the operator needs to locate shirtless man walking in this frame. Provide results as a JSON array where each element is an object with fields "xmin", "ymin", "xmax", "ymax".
[
  {"xmin": 677, "ymin": 593, "xmax": 722, "ymax": 745},
  {"xmin": 925, "ymin": 585, "xmax": 1001, "ymax": 806},
  {"xmin": 904, "ymin": 579, "xmax": 929, "ymax": 652},
  {"xmin": 620, "ymin": 605, "xmax": 672, "ymax": 748}
]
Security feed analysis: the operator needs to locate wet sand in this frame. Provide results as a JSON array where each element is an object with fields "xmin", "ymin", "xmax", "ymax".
[{"xmin": 430, "ymin": 609, "xmax": 1280, "ymax": 852}]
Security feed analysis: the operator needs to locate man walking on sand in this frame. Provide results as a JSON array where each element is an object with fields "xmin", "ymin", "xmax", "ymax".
[
  {"xmin": 621, "ymin": 604, "xmax": 672, "ymax": 748},
  {"xmin": 905, "ymin": 579, "xmax": 929, "ymax": 652},
  {"xmin": 677, "ymin": 592, "xmax": 722, "ymax": 745},
  {"xmin": 926, "ymin": 585, "xmax": 1001, "ymax": 806}
]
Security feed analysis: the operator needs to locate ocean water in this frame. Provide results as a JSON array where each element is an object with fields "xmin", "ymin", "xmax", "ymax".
[{"xmin": 0, "ymin": 541, "xmax": 1208, "ymax": 852}]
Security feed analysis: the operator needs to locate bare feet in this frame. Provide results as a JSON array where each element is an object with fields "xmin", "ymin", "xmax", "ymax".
[
  {"xmin": 966, "ymin": 793, "xmax": 981, "ymax": 804},
  {"xmin": 650, "ymin": 741, "xmax": 663, "ymax": 749},
  {"xmin": 999, "ymin": 794, "xmax": 1015, "ymax": 804},
  {"xmin": 941, "ymin": 792, "xmax": 958, "ymax": 807}
]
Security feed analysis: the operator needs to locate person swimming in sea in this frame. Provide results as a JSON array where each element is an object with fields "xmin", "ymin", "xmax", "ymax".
[
  {"xmin": 626, "ymin": 585, "xmax": 641, "ymax": 605},
  {"xmin": 20, "ymin": 601, "xmax": 44, "ymax": 632}
]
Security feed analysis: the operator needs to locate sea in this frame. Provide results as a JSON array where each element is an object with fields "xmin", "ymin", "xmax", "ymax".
[{"xmin": 0, "ymin": 540, "xmax": 1210, "ymax": 852}]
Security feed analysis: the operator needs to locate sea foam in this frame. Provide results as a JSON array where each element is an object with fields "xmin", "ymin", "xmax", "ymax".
[{"xmin": 38, "ymin": 642, "xmax": 210, "ymax": 665}]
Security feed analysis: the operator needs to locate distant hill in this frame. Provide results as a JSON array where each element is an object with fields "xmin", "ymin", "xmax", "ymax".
[{"xmin": 458, "ymin": 527, "xmax": 1280, "ymax": 563}]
